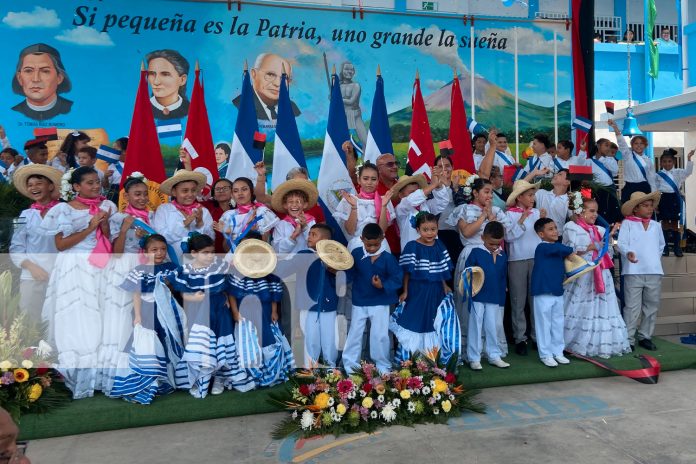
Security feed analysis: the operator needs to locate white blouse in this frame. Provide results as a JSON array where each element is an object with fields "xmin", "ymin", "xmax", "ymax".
[
  {"xmin": 333, "ymin": 196, "xmax": 396, "ymax": 250},
  {"xmin": 446, "ymin": 203, "xmax": 511, "ymax": 249},
  {"xmin": 110, "ymin": 211, "xmax": 156, "ymax": 254},
  {"xmin": 395, "ymin": 187, "xmax": 450, "ymax": 251},
  {"xmin": 219, "ymin": 204, "xmax": 279, "ymax": 239},
  {"xmin": 39, "ymin": 200, "xmax": 117, "ymax": 253},
  {"xmin": 152, "ymin": 203, "xmax": 214, "ymax": 260},
  {"xmin": 562, "ymin": 221, "xmax": 610, "ymax": 262},
  {"xmin": 272, "ymin": 218, "xmax": 317, "ymax": 255}
]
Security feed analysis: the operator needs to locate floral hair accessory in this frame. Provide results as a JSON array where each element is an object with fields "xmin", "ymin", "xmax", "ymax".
[
  {"xmin": 410, "ymin": 210, "xmax": 428, "ymax": 229},
  {"xmin": 568, "ymin": 190, "xmax": 584, "ymax": 215},
  {"xmin": 354, "ymin": 161, "xmax": 364, "ymax": 177},
  {"xmin": 462, "ymin": 174, "xmax": 480, "ymax": 202},
  {"xmin": 128, "ymin": 171, "xmax": 148, "ymax": 184},
  {"xmin": 138, "ymin": 233, "xmax": 154, "ymax": 250},
  {"xmin": 60, "ymin": 168, "xmax": 76, "ymax": 201},
  {"xmin": 180, "ymin": 231, "xmax": 202, "ymax": 254}
]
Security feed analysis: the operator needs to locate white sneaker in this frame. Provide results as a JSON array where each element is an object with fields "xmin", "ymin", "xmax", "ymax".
[
  {"xmin": 489, "ymin": 358, "xmax": 510, "ymax": 368},
  {"xmin": 469, "ymin": 361, "xmax": 483, "ymax": 371},
  {"xmin": 211, "ymin": 377, "xmax": 225, "ymax": 395},
  {"xmin": 554, "ymin": 355, "xmax": 570, "ymax": 365},
  {"xmin": 541, "ymin": 357, "xmax": 558, "ymax": 368}
]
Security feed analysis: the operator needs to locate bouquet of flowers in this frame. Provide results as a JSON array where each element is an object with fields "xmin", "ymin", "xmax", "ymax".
[
  {"xmin": 270, "ymin": 348, "xmax": 485, "ymax": 439},
  {"xmin": 568, "ymin": 190, "xmax": 584, "ymax": 215},
  {"xmin": 0, "ymin": 271, "xmax": 70, "ymax": 421}
]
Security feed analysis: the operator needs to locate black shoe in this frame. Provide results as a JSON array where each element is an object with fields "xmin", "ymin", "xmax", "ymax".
[
  {"xmin": 515, "ymin": 341, "xmax": 528, "ymax": 356},
  {"xmin": 638, "ymin": 339, "xmax": 657, "ymax": 351},
  {"xmin": 630, "ymin": 345, "xmax": 635, "ymax": 352},
  {"xmin": 663, "ymin": 247, "xmax": 670, "ymax": 257},
  {"xmin": 674, "ymin": 244, "xmax": 684, "ymax": 257}
]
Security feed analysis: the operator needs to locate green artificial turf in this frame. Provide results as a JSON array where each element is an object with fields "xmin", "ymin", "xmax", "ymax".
[{"xmin": 18, "ymin": 337, "xmax": 696, "ymax": 441}]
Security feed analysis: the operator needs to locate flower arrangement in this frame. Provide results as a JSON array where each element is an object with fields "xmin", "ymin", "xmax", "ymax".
[
  {"xmin": 60, "ymin": 168, "xmax": 76, "ymax": 201},
  {"xmin": 0, "ymin": 271, "xmax": 70, "ymax": 421},
  {"xmin": 568, "ymin": 190, "xmax": 584, "ymax": 215},
  {"xmin": 270, "ymin": 349, "xmax": 485, "ymax": 439}
]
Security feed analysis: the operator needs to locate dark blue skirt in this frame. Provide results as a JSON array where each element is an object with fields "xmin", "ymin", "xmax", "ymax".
[
  {"xmin": 621, "ymin": 181, "xmax": 651, "ymax": 203},
  {"xmin": 657, "ymin": 192, "xmax": 681, "ymax": 221}
]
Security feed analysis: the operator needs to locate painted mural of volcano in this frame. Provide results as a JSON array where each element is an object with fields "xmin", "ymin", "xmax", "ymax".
[{"xmin": 388, "ymin": 74, "xmax": 571, "ymax": 139}]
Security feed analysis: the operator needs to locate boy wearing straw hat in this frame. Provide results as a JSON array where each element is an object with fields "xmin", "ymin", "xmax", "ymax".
[
  {"xmin": 464, "ymin": 221, "xmax": 510, "ymax": 370},
  {"xmin": 9, "ymin": 164, "xmax": 62, "ymax": 325},
  {"xmin": 505, "ymin": 179, "xmax": 546, "ymax": 356},
  {"xmin": 531, "ymin": 218, "xmax": 576, "ymax": 367},
  {"xmin": 617, "ymin": 191, "xmax": 664, "ymax": 351},
  {"xmin": 271, "ymin": 179, "xmax": 319, "ymax": 255}
]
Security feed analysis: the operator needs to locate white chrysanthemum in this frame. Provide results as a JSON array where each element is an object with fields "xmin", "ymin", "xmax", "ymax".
[
  {"xmin": 21, "ymin": 360, "xmax": 33, "ymax": 369},
  {"xmin": 291, "ymin": 410, "xmax": 298, "ymax": 420},
  {"xmin": 449, "ymin": 394, "xmax": 455, "ymax": 401},
  {"xmin": 377, "ymin": 394, "xmax": 384, "ymax": 403},
  {"xmin": 331, "ymin": 413, "xmax": 341, "ymax": 422},
  {"xmin": 430, "ymin": 380, "xmax": 436, "ymax": 388},
  {"xmin": 434, "ymin": 393, "xmax": 442, "ymax": 401},
  {"xmin": 422, "ymin": 386, "xmax": 431, "ymax": 395},
  {"xmin": 380, "ymin": 403, "xmax": 397, "ymax": 422},
  {"xmin": 37, "ymin": 340, "xmax": 52, "ymax": 356},
  {"xmin": 433, "ymin": 408, "xmax": 440, "ymax": 415},
  {"xmin": 391, "ymin": 398, "xmax": 401, "ymax": 408},
  {"xmin": 347, "ymin": 391, "xmax": 356, "ymax": 399},
  {"xmin": 327, "ymin": 397, "xmax": 335, "ymax": 407},
  {"xmin": 407, "ymin": 401, "xmax": 416, "ymax": 413},
  {"xmin": 370, "ymin": 410, "xmax": 378, "ymax": 419},
  {"xmin": 359, "ymin": 390, "xmax": 367, "ymax": 398},
  {"xmin": 414, "ymin": 388, "xmax": 420, "ymax": 395},
  {"xmin": 300, "ymin": 410, "xmax": 314, "ymax": 430}
]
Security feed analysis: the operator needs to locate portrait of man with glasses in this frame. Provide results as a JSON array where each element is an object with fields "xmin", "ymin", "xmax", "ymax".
[{"xmin": 233, "ymin": 52, "xmax": 301, "ymax": 122}]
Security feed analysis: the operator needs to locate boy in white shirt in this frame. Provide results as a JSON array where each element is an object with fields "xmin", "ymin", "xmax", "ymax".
[
  {"xmin": 608, "ymin": 119, "xmax": 656, "ymax": 202},
  {"xmin": 656, "ymin": 148, "xmax": 693, "ymax": 257},
  {"xmin": 617, "ymin": 191, "xmax": 664, "ymax": 351},
  {"xmin": 504, "ymin": 179, "xmax": 546, "ymax": 355},
  {"xmin": 519, "ymin": 134, "xmax": 555, "ymax": 180}
]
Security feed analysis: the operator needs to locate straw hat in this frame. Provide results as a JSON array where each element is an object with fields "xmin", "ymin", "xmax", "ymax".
[
  {"xmin": 457, "ymin": 266, "xmax": 485, "ymax": 297},
  {"xmin": 159, "ymin": 170, "xmax": 207, "ymax": 196},
  {"xmin": 563, "ymin": 254, "xmax": 598, "ymax": 285},
  {"xmin": 232, "ymin": 239, "xmax": 278, "ymax": 278},
  {"xmin": 270, "ymin": 179, "xmax": 319, "ymax": 212},
  {"xmin": 506, "ymin": 179, "xmax": 541, "ymax": 206},
  {"xmin": 315, "ymin": 240, "xmax": 354, "ymax": 271},
  {"xmin": 620, "ymin": 191, "xmax": 662, "ymax": 217},
  {"xmin": 12, "ymin": 164, "xmax": 63, "ymax": 199},
  {"xmin": 391, "ymin": 174, "xmax": 428, "ymax": 194}
]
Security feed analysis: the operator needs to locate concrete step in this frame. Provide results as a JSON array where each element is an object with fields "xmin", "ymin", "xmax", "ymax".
[
  {"xmin": 654, "ymin": 314, "xmax": 696, "ymax": 336},
  {"xmin": 656, "ymin": 290, "xmax": 696, "ymax": 335},
  {"xmin": 661, "ymin": 254, "xmax": 696, "ymax": 275},
  {"xmin": 661, "ymin": 274, "xmax": 696, "ymax": 292}
]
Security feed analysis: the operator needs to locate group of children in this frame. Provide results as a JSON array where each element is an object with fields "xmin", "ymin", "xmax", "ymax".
[{"xmin": 7, "ymin": 127, "xmax": 693, "ymax": 402}]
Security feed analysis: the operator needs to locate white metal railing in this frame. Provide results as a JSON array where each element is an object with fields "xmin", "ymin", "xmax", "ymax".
[
  {"xmin": 627, "ymin": 23, "xmax": 679, "ymax": 44},
  {"xmin": 535, "ymin": 11, "xmax": 568, "ymax": 20},
  {"xmin": 594, "ymin": 15, "xmax": 622, "ymax": 43}
]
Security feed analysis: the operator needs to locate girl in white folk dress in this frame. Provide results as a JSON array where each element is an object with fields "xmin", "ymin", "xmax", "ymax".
[
  {"xmin": 99, "ymin": 174, "xmax": 155, "ymax": 394},
  {"xmin": 218, "ymin": 177, "xmax": 279, "ymax": 248},
  {"xmin": 562, "ymin": 197, "xmax": 631, "ymax": 358},
  {"xmin": 40, "ymin": 166, "xmax": 117, "ymax": 399}
]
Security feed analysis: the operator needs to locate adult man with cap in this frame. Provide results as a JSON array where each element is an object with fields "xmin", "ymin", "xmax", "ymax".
[{"xmin": 12, "ymin": 43, "xmax": 73, "ymax": 120}]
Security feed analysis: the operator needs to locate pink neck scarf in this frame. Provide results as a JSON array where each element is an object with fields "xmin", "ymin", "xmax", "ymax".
[
  {"xmin": 172, "ymin": 200, "xmax": 201, "ymax": 216},
  {"xmin": 74, "ymin": 195, "xmax": 112, "ymax": 268},
  {"xmin": 624, "ymin": 215, "xmax": 651, "ymax": 226},
  {"xmin": 236, "ymin": 201, "xmax": 265, "ymax": 214},
  {"xmin": 283, "ymin": 212, "xmax": 315, "ymax": 229},
  {"xmin": 358, "ymin": 190, "xmax": 389, "ymax": 222},
  {"xmin": 507, "ymin": 206, "xmax": 532, "ymax": 214},
  {"xmin": 576, "ymin": 218, "xmax": 612, "ymax": 294},
  {"xmin": 124, "ymin": 204, "xmax": 150, "ymax": 224},
  {"xmin": 30, "ymin": 200, "xmax": 59, "ymax": 216}
]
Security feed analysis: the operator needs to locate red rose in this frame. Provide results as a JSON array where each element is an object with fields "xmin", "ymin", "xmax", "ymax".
[
  {"xmin": 445, "ymin": 373, "xmax": 456, "ymax": 384},
  {"xmin": 362, "ymin": 383, "xmax": 372, "ymax": 393},
  {"xmin": 299, "ymin": 384, "xmax": 311, "ymax": 396}
]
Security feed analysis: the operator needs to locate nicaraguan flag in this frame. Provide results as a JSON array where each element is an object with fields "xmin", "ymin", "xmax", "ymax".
[
  {"xmin": 318, "ymin": 73, "xmax": 355, "ymax": 245},
  {"xmin": 96, "ymin": 144, "xmax": 121, "ymax": 164},
  {"xmin": 226, "ymin": 69, "xmax": 263, "ymax": 183},
  {"xmin": 467, "ymin": 117, "xmax": 486, "ymax": 136},
  {"xmin": 156, "ymin": 119, "xmax": 183, "ymax": 138},
  {"xmin": 363, "ymin": 74, "xmax": 393, "ymax": 164},
  {"xmin": 572, "ymin": 116, "xmax": 593, "ymax": 132},
  {"xmin": 271, "ymin": 72, "xmax": 306, "ymax": 192}
]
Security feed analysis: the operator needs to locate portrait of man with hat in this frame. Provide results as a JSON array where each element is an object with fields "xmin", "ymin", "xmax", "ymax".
[{"xmin": 12, "ymin": 43, "xmax": 73, "ymax": 120}]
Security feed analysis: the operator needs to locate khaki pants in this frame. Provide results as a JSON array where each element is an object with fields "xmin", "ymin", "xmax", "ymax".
[
  {"xmin": 622, "ymin": 274, "xmax": 661, "ymax": 344},
  {"xmin": 508, "ymin": 259, "xmax": 535, "ymax": 344}
]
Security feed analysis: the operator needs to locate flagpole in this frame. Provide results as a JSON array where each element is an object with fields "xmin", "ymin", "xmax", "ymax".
[
  {"xmin": 514, "ymin": 27, "xmax": 520, "ymax": 163},
  {"xmin": 470, "ymin": 23, "xmax": 475, "ymax": 120},
  {"xmin": 553, "ymin": 30, "xmax": 558, "ymax": 146}
]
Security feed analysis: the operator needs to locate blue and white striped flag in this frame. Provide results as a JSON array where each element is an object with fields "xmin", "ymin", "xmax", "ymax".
[
  {"xmin": 226, "ymin": 69, "xmax": 263, "ymax": 183},
  {"xmin": 467, "ymin": 117, "xmax": 486, "ymax": 136},
  {"xmin": 156, "ymin": 119, "xmax": 183, "ymax": 138},
  {"xmin": 271, "ymin": 72, "xmax": 306, "ymax": 191},
  {"xmin": 572, "ymin": 116, "xmax": 593, "ymax": 132},
  {"xmin": 236, "ymin": 318, "xmax": 262, "ymax": 369},
  {"xmin": 363, "ymin": 73, "xmax": 393, "ymax": 164},
  {"xmin": 96, "ymin": 144, "xmax": 121, "ymax": 164},
  {"xmin": 317, "ymin": 73, "xmax": 355, "ymax": 244},
  {"xmin": 434, "ymin": 293, "xmax": 461, "ymax": 364}
]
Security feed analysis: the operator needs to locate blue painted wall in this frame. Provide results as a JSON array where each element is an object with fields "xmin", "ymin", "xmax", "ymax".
[
  {"xmin": 594, "ymin": 43, "xmax": 682, "ymax": 102},
  {"xmin": 686, "ymin": 22, "xmax": 696, "ymax": 87}
]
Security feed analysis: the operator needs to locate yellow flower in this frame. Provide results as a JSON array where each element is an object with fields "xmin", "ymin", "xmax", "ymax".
[
  {"xmin": 400, "ymin": 390, "xmax": 411, "ymax": 400},
  {"xmin": 362, "ymin": 397, "xmax": 374, "ymax": 409},
  {"xmin": 336, "ymin": 403, "xmax": 347, "ymax": 415},
  {"xmin": 28, "ymin": 383, "xmax": 42, "ymax": 402},
  {"xmin": 433, "ymin": 378, "xmax": 448, "ymax": 394},
  {"xmin": 375, "ymin": 383, "xmax": 386, "ymax": 395},
  {"xmin": 441, "ymin": 400, "xmax": 452, "ymax": 413},
  {"xmin": 13, "ymin": 368, "xmax": 29, "ymax": 383},
  {"xmin": 0, "ymin": 361, "xmax": 11, "ymax": 371},
  {"xmin": 21, "ymin": 360, "xmax": 33, "ymax": 369},
  {"xmin": 314, "ymin": 392, "xmax": 331, "ymax": 410}
]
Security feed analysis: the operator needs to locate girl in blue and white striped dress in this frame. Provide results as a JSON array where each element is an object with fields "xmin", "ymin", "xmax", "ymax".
[
  {"xmin": 391, "ymin": 213, "xmax": 453, "ymax": 357},
  {"xmin": 169, "ymin": 234, "xmax": 254, "ymax": 398}
]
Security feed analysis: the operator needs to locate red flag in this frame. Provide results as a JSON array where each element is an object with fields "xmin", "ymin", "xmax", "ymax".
[
  {"xmin": 407, "ymin": 76, "xmax": 435, "ymax": 180},
  {"xmin": 120, "ymin": 69, "xmax": 167, "ymax": 210},
  {"xmin": 183, "ymin": 67, "xmax": 218, "ymax": 193},
  {"xmin": 449, "ymin": 76, "xmax": 475, "ymax": 173}
]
